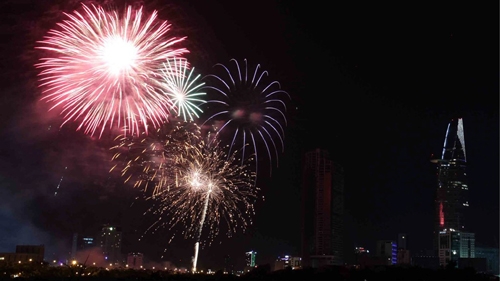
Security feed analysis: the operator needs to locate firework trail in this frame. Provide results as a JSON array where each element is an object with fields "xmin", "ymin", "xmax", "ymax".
[
  {"xmin": 158, "ymin": 57, "xmax": 206, "ymax": 122},
  {"xmin": 159, "ymin": 134, "xmax": 256, "ymax": 273},
  {"xmin": 36, "ymin": 3, "xmax": 189, "ymax": 137},
  {"xmin": 112, "ymin": 122, "xmax": 257, "ymax": 272},
  {"xmin": 54, "ymin": 166, "xmax": 67, "ymax": 196},
  {"xmin": 192, "ymin": 174, "xmax": 211, "ymax": 273},
  {"xmin": 201, "ymin": 58, "xmax": 291, "ymax": 175}
]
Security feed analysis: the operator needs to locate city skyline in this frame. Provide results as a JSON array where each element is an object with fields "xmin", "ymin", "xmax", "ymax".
[{"xmin": 0, "ymin": 0, "xmax": 497, "ymax": 271}]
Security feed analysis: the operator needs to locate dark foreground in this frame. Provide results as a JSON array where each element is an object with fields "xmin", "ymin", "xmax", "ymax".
[{"xmin": 0, "ymin": 264, "xmax": 498, "ymax": 281}]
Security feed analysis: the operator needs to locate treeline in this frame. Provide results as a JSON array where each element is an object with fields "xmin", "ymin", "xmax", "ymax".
[{"xmin": 0, "ymin": 263, "xmax": 498, "ymax": 281}]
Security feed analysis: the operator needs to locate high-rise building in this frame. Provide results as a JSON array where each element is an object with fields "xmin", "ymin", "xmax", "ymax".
[
  {"xmin": 301, "ymin": 148, "xmax": 344, "ymax": 267},
  {"xmin": 431, "ymin": 118, "xmax": 469, "ymax": 253},
  {"xmin": 81, "ymin": 237, "xmax": 95, "ymax": 250},
  {"xmin": 397, "ymin": 234, "xmax": 407, "ymax": 250},
  {"xmin": 396, "ymin": 233, "xmax": 410, "ymax": 264},
  {"xmin": 99, "ymin": 224, "xmax": 122, "ymax": 264},
  {"xmin": 71, "ymin": 233, "xmax": 96, "ymax": 259},
  {"xmin": 376, "ymin": 240, "xmax": 397, "ymax": 265},
  {"xmin": 245, "ymin": 251, "xmax": 256, "ymax": 267},
  {"xmin": 223, "ymin": 254, "xmax": 234, "ymax": 274},
  {"xmin": 71, "ymin": 233, "xmax": 78, "ymax": 259}
]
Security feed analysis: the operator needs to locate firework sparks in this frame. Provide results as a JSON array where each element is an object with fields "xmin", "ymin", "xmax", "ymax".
[
  {"xmin": 201, "ymin": 58, "xmax": 291, "ymax": 175},
  {"xmin": 158, "ymin": 58, "xmax": 206, "ymax": 122},
  {"xmin": 112, "ymin": 122, "xmax": 257, "ymax": 272},
  {"xmin": 155, "ymin": 134, "xmax": 257, "ymax": 273},
  {"xmin": 110, "ymin": 121, "xmax": 200, "ymax": 196},
  {"xmin": 36, "ymin": 3, "xmax": 189, "ymax": 137}
]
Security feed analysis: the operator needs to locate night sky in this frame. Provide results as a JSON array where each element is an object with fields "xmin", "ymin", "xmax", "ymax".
[{"xmin": 0, "ymin": 0, "xmax": 498, "ymax": 271}]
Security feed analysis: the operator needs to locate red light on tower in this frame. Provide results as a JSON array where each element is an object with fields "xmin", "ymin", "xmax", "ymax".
[{"xmin": 439, "ymin": 202, "xmax": 445, "ymax": 227}]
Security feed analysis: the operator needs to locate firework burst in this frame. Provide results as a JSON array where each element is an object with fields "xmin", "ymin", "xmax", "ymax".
[
  {"xmin": 112, "ymin": 121, "xmax": 257, "ymax": 272},
  {"xmin": 158, "ymin": 57, "xmax": 206, "ymax": 122},
  {"xmin": 201, "ymin": 58, "xmax": 291, "ymax": 175},
  {"xmin": 110, "ymin": 120, "xmax": 200, "ymax": 196},
  {"xmin": 150, "ymin": 133, "xmax": 257, "ymax": 272},
  {"xmin": 36, "ymin": 3, "xmax": 189, "ymax": 137}
]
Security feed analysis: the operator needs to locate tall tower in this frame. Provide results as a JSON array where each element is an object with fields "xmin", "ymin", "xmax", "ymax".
[
  {"xmin": 431, "ymin": 118, "xmax": 469, "ymax": 253},
  {"xmin": 301, "ymin": 148, "xmax": 344, "ymax": 267},
  {"xmin": 71, "ymin": 233, "xmax": 78, "ymax": 260},
  {"xmin": 99, "ymin": 224, "xmax": 122, "ymax": 265},
  {"xmin": 245, "ymin": 250, "xmax": 256, "ymax": 267}
]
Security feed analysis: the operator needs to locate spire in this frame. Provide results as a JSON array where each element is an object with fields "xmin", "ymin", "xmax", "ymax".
[{"xmin": 441, "ymin": 118, "xmax": 466, "ymax": 162}]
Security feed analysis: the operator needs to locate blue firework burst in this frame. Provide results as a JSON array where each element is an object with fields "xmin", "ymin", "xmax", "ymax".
[{"xmin": 201, "ymin": 58, "xmax": 290, "ymax": 175}]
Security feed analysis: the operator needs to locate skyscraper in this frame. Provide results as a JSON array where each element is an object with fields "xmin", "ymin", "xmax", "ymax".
[
  {"xmin": 301, "ymin": 148, "xmax": 344, "ymax": 267},
  {"xmin": 71, "ymin": 233, "xmax": 96, "ymax": 260},
  {"xmin": 431, "ymin": 118, "xmax": 469, "ymax": 255},
  {"xmin": 223, "ymin": 254, "xmax": 234, "ymax": 274},
  {"xmin": 376, "ymin": 240, "xmax": 397, "ymax": 265},
  {"xmin": 397, "ymin": 233, "xmax": 407, "ymax": 250},
  {"xmin": 245, "ymin": 251, "xmax": 256, "ymax": 267},
  {"xmin": 99, "ymin": 224, "xmax": 122, "ymax": 265}
]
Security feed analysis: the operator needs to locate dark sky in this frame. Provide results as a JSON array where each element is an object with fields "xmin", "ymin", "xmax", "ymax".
[{"xmin": 0, "ymin": 0, "xmax": 498, "ymax": 271}]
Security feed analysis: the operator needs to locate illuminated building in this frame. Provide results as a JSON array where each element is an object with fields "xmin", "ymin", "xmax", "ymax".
[
  {"xmin": 397, "ymin": 234, "xmax": 410, "ymax": 264},
  {"xmin": 126, "ymin": 253, "xmax": 143, "ymax": 269},
  {"xmin": 475, "ymin": 246, "xmax": 499, "ymax": 275},
  {"xmin": 0, "ymin": 245, "xmax": 45, "ymax": 265},
  {"xmin": 99, "ymin": 224, "xmax": 122, "ymax": 264},
  {"xmin": 397, "ymin": 233, "xmax": 407, "ymax": 250},
  {"xmin": 301, "ymin": 149, "xmax": 344, "ymax": 267},
  {"xmin": 438, "ymin": 230, "xmax": 460, "ymax": 267},
  {"xmin": 431, "ymin": 118, "xmax": 469, "ymax": 253},
  {"xmin": 245, "ymin": 251, "xmax": 256, "ymax": 267},
  {"xmin": 376, "ymin": 240, "xmax": 397, "ymax": 265},
  {"xmin": 353, "ymin": 247, "xmax": 369, "ymax": 267},
  {"xmin": 459, "ymin": 232, "xmax": 475, "ymax": 258},
  {"xmin": 273, "ymin": 255, "xmax": 301, "ymax": 271},
  {"xmin": 71, "ymin": 233, "xmax": 95, "ymax": 259},
  {"xmin": 438, "ymin": 229, "xmax": 475, "ymax": 267}
]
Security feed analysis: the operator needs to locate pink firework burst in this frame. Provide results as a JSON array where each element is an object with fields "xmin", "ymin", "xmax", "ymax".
[{"xmin": 36, "ymin": 3, "xmax": 189, "ymax": 137}]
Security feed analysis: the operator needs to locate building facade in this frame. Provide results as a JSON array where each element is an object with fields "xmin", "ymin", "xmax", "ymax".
[
  {"xmin": 431, "ymin": 118, "xmax": 469, "ymax": 254},
  {"xmin": 273, "ymin": 255, "xmax": 302, "ymax": 271},
  {"xmin": 71, "ymin": 233, "xmax": 96, "ymax": 259},
  {"xmin": 126, "ymin": 253, "xmax": 143, "ymax": 269},
  {"xmin": 396, "ymin": 234, "xmax": 410, "ymax": 264},
  {"xmin": 397, "ymin": 234, "xmax": 407, "ymax": 250},
  {"xmin": 0, "ymin": 245, "xmax": 45, "ymax": 265},
  {"xmin": 438, "ymin": 230, "xmax": 475, "ymax": 267},
  {"xmin": 99, "ymin": 224, "xmax": 122, "ymax": 264},
  {"xmin": 475, "ymin": 246, "xmax": 499, "ymax": 275},
  {"xmin": 353, "ymin": 247, "xmax": 369, "ymax": 267},
  {"xmin": 376, "ymin": 240, "xmax": 397, "ymax": 265},
  {"xmin": 301, "ymin": 149, "xmax": 344, "ymax": 267},
  {"xmin": 245, "ymin": 251, "xmax": 256, "ymax": 267}
]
